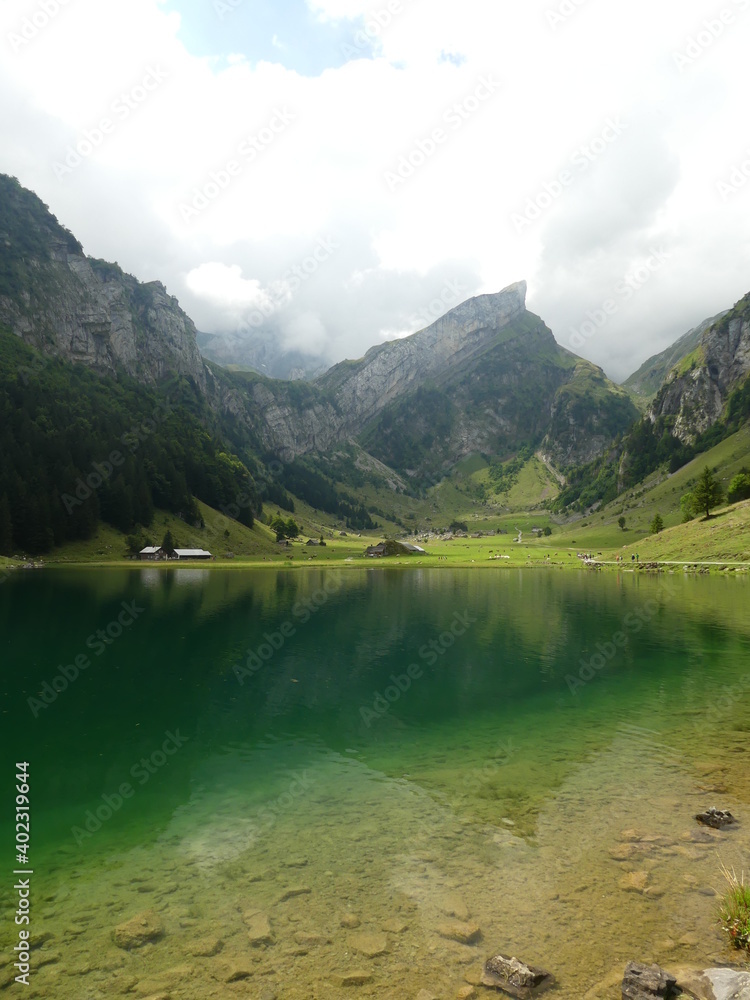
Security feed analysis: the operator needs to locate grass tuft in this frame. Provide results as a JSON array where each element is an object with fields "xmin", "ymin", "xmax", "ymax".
[{"xmin": 718, "ymin": 863, "xmax": 750, "ymax": 950}]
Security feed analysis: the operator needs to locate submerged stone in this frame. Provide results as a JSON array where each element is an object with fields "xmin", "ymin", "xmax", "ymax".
[
  {"xmin": 438, "ymin": 892, "xmax": 472, "ymax": 921},
  {"xmin": 187, "ymin": 936, "xmax": 223, "ymax": 957},
  {"xmin": 333, "ymin": 969, "xmax": 373, "ymax": 986},
  {"xmin": 349, "ymin": 931, "xmax": 388, "ymax": 957},
  {"xmin": 437, "ymin": 920, "xmax": 482, "ymax": 945},
  {"xmin": 619, "ymin": 871, "xmax": 650, "ymax": 893},
  {"xmin": 277, "ymin": 886, "xmax": 312, "ymax": 903},
  {"xmin": 481, "ymin": 955, "xmax": 554, "ymax": 997},
  {"xmin": 243, "ymin": 910, "xmax": 274, "ymax": 946},
  {"xmin": 112, "ymin": 909, "xmax": 165, "ymax": 950}
]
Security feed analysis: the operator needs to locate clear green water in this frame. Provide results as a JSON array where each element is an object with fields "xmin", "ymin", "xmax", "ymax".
[{"xmin": 1, "ymin": 567, "xmax": 750, "ymax": 998}]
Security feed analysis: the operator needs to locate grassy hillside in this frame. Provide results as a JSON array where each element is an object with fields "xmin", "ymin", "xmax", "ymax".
[
  {"xmin": 42, "ymin": 500, "xmax": 277, "ymax": 564},
  {"xmin": 619, "ymin": 500, "xmax": 750, "ymax": 562},
  {"xmin": 555, "ymin": 424, "xmax": 750, "ymax": 548}
]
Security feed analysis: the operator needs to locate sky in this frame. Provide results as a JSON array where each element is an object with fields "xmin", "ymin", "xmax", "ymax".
[{"xmin": 1, "ymin": 0, "xmax": 750, "ymax": 381}]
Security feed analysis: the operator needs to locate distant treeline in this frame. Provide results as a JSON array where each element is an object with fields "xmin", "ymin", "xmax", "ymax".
[{"xmin": 278, "ymin": 460, "xmax": 378, "ymax": 530}]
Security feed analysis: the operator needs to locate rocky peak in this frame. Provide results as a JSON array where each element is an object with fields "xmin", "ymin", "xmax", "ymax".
[
  {"xmin": 317, "ymin": 281, "xmax": 529, "ymax": 429},
  {"xmin": 0, "ymin": 174, "xmax": 206, "ymax": 390}
]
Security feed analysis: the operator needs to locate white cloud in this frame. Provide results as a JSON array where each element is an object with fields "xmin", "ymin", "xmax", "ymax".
[
  {"xmin": 1, "ymin": 0, "xmax": 749, "ymax": 381},
  {"xmin": 185, "ymin": 262, "xmax": 272, "ymax": 312}
]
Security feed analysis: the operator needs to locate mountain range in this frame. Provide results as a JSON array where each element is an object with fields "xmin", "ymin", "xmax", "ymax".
[{"xmin": 1, "ymin": 172, "xmax": 749, "ymax": 554}]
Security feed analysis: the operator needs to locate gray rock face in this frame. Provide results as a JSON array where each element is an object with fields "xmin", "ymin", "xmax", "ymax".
[
  {"xmin": 648, "ymin": 295, "xmax": 750, "ymax": 443},
  {"xmin": 621, "ymin": 962, "xmax": 677, "ymax": 1000},
  {"xmin": 703, "ymin": 967, "xmax": 750, "ymax": 1000},
  {"xmin": 318, "ymin": 282, "xmax": 528, "ymax": 430},
  {"xmin": 623, "ymin": 312, "xmax": 726, "ymax": 401},
  {"xmin": 623, "ymin": 965, "xmax": 750, "ymax": 1000},
  {"xmin": 1, "ymin": 239, "xmax": 207, "ymax": 391}
]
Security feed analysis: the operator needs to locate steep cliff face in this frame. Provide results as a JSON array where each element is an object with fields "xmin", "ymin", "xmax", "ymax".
[
  {"xmin": 648, "ymin": 294, "xmax": 750, "ymax": 443},
  {"xmin": 356, "ymin": 311, "xmax": 638, "ymax": 478},
  {"xmin": 0, "ymin": 177, "xmax": 207, "ymax": 389},
  {"xmin": 205, "ymin": 365, "xmax": 345, "ymax": 457},
  {"xmin": 622, "ymin": 311, "xmax": 726, "ymax": 403},
  {"xmin": 318, "ymin": 283, "xmax": 528, "ymax": 429}
]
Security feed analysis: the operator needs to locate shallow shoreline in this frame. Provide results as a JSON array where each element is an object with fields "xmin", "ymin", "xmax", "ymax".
[{"xmin": 7, "ymin": 556, "xmax": 750, "ymax": 575}]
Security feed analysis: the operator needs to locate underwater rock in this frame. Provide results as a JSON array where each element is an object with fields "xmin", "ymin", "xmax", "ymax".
[
  {"xmin": 243, "ymin": 910, "xmax": 274, "ymax": 946},
  {"xmin": 382, "ymin": 917, "xmax": 409, "ymax": 934},
  {"xmin": 695, "ymin": 808, "xmax": 737, "ymax": 829},
  {"xmin": 481, "ymin": 955, "xmax": 554, "ymax": 997},
  {"xmin": 224, "ymin": 964, "xmax": 253, "ymax": 982},
  {"xmin": 610, "ymin": 844, "xmax": 640, "ymax": 861},
  {"xmin": 277, "ymin": 886, "xmax": 311, "ymax": 903},
  {"xmin": 438, "ymin": 892, "xmax": 471, "ymax": 921},
  {"xmin": 348, "ymin": 931, "xmax": 388, "ymax": 957},
  {"xmin": 619, "ymin": 871, "xmax": 650, "ymax": 893},
  {"xmin": 112, "ymin": 909, "xmax": 165, "ymax": 950},
  {"xmin": 333, "ymin": 970, "xmax": 373, "ymax": 986},
  {"xmin": 437, "ymin": 920, "xmax": 482, "ymax": 945},
  {"xmin": 621, "ymin": 962, "xmax": 677, "ymax": 1000},
  {"xmin": 187, "ymin": 936, "xmax": 223, "ymax": 957},
  {"xmin": 294, "ymin": 931, "xmax": 331, "ymax": 946}
]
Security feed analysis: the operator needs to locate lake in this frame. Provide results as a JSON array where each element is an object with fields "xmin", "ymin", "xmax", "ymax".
[{"xmin": 1, "ymin": 566, "xmax": 749, "ymax": 998}]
